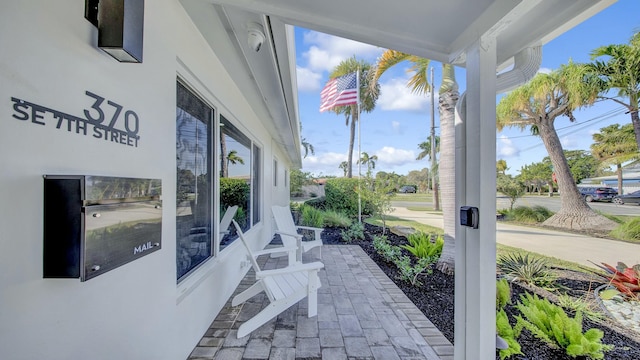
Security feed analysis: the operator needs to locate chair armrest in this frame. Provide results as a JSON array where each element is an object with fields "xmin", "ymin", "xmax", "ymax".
[
  {"xmin": 296, "ymin": 225, "xmax": 323, "ymax": 232},
  {"xmin": 252, "ymin": 246, "xmax": 298, "ymax": 257},
  {"xmin": 275, "ymin": 230, "xmax": 303, "ymax": 239},
  {"xmin": 256, "ymin": 261, "xmax": 324, "ymax": 278},
  {"xmin": 296, "ymin": 226, "xmax": 323, "ymax": 241}
]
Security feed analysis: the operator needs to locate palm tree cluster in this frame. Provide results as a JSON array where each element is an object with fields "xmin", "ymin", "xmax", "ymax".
[{"xmin": 589, "ymin": 32, "xmax": 640, "ymax": 149}]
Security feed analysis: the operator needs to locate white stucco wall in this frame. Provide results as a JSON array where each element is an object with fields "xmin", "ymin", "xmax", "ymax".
[{"xmin": 0, "ymin": 1, "xmax": 287, "ymax": 359}]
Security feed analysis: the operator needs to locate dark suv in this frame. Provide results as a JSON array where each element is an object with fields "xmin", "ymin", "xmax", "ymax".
[
  {"xmin": 579, "ymin": 187, "xmax": 618, "ymax": 202},
  {"xmin": 398, "ymin": 185, "xmax": 416, "ymax": 193}
]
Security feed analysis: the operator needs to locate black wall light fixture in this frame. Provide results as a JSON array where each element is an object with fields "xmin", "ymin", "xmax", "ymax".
[{"xmin": 85, "ymin": 0, "xmax": 144, "ymax": 63}]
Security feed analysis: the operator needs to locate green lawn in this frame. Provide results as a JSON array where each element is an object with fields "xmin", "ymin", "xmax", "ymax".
[
  {"xmin": 366, "ymin": 215, "xmax": 443, "ymax": 235},
  {"xmin": 391, "ymin": 193, "xmax": 433, "ymax": 202}
]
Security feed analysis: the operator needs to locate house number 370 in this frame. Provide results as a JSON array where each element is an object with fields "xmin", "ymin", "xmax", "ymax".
[{"xmin": 84, "ymin": 91, "xmax": 139, "ymax": 135}]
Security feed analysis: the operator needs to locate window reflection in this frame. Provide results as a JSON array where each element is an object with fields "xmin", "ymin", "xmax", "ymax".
[
  {"xmin": 176, "ymin": 82, "xmax": 213, "ymax": 281},
  {"xmin": 219, "ymin": 116, "xmax": 251, "ymax": 249}
]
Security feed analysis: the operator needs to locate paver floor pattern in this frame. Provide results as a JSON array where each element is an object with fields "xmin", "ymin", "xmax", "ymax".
[{"xmin": 188, "ymin": 245, "xmax": 453, "ymax": 360}]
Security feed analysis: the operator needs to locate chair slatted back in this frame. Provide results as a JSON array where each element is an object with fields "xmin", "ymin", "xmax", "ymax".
[{"xmin": 271, "ymin": 205, "xmax": 298, "ymax": 247}]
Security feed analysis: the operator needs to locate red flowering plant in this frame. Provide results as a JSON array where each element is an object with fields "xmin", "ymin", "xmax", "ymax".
[{"xmin": 592, "ymin": 262, "xmax": 640, "ymax": 300}]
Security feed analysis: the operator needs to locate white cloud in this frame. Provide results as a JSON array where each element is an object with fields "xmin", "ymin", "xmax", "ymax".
[
  {"xmin": 296, "ymin": 66, "xmax": 322, "ymax": 92},
  {"xmin": 302, "ymin": 152, "xmax": 347, "ymax": 176},
  {"xmin": 537, "ymin": 67, "xmax": 553, "ymax": 74},
  {"xmin": 301, "ymin": 31, "xmax": 382, "ymax": 72},
  {"xmin": 375, "ymin": 146, "xmax": 416, "ymax": 166},
  {"xmin": 378, "ymin": 78, "xmax": 431, "ymax": 111},
  {"xmin": 497, "ymin": 135, "xmax": 520, "ymax": 157}
]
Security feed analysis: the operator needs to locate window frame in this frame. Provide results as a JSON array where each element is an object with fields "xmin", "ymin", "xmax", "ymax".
[{"xmin": 175, "ymin": 79, "xmax": 216, "ymax": 283}]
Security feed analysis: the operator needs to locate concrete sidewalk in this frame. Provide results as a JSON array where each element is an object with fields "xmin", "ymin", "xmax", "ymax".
[{"xmin": 391, "ymin": 207, "xmax": 640, "ymax": 269}]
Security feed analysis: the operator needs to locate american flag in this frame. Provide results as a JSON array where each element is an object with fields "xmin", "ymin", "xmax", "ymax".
[{"xmin": 319, "ymin": 72, "xmax": 358, "ymax": 112}]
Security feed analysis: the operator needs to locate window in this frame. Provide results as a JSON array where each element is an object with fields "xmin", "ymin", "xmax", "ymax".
[
  {"xmin": 284, "ymin": 169, "xmax": 289, "ymax": 188},
  {"xmin": 176, "ymin": 81, "xmax": 214, "ymax": 281},
  {"xmin": 273, "ymin": 159, "xmax": 278, "ymax": 186},
  {"xmin": 219, "ymin": 116, "xmax": 256, "ymax": 249}
]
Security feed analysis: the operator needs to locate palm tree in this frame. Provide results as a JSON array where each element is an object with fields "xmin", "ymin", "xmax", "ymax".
[
  {"xmin": 339, "ymin": 161, "xmax": 349, "ymax": 177},
  {"xmin": 416, "ymin": 139, "xmax": 439, "ymax": 191},
  {"xmin": 301, "ymin": 137, "xmax": 315, "ymax": 158},
  {"xmin": 225, "ymin": 150, "xmax": 244, "ymax": 177},
  {"xmin": 588, "ymin": 32, "xmax": 640, "ymax": 149},
  {"xmin": 328, "ymin": 57, "xmax": 380, "ymax": 178},
  {"xmin": 357, "ymin": 151, "xmax": 378, "ymax": 174},
  {"xmin": 496, "ymin": 63, "xmax": 617, "ymax": 231},
  {"xmin": 372, "ymin": 51, "xmax": 458, "ymax": 274},
  {"xmin": 591, "ymin": 123, "xmax": 640, "ymax": 195},
  {"xmin": 496, "ymin": 159, "xmax": 508, "ymax": 175},
  {"xmin": 416, "ymin": 136, "xmax": 440, "ymax": 161}
]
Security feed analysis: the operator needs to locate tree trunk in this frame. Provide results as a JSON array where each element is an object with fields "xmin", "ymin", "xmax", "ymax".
[
  {"xmin": 347, "ymin": 108, "xmax": 358, "ymax": 178},
  {"xmin": 220, "ymin": 133, "xmax": 228, "ymax": 178},
  {"xmin": 537, "ymin": 121, "xmax": 617, "ymax": 231},
  {"xmin": 617, "ymin": 163, "xmax": 623, "ymax": 195},
  {"xmin": 631, "ymin": 110, "xmax": 640, "ymax": 151},
  {"xmin": 435, "ymin": 83, "xmax": 458, "ymax": 275}
]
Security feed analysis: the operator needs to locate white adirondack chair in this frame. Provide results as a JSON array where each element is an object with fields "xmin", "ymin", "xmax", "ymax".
[
  {"xmin": 231, "ymin": 220, "xmax": 324, "ymax": 338},
  {"xmin": 271, "ymin": 205, "xmax": 323, "ymax": 264},
  {"xmin": 219, "ymin": 205, "xmax": 238, "ymax": 238}
]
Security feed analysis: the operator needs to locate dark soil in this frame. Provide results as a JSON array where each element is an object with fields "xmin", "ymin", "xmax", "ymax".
[{"xmin": 318, "ymin": 223, "xmax": 640, "ymax": 360}]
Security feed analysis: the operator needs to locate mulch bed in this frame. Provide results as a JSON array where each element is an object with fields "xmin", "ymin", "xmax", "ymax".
[{"xmin": 318, "ymin": 222, "xmax": 640, "ymax": 360}]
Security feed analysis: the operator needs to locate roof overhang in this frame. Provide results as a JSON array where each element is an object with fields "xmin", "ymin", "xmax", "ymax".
[{"xmin": 181, "ymin": 0, "xmax": 617, "ymax": 167}]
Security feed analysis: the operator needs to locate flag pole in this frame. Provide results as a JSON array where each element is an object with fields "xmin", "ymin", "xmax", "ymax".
[{"xmin": 357, "ymin": 68, "xmax": 362, "ymax": 224}]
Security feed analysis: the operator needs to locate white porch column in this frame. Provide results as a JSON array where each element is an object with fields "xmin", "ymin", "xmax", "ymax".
[{"xmin": 454, "ymin": 35, "xmax": 497, "ymax": 360}]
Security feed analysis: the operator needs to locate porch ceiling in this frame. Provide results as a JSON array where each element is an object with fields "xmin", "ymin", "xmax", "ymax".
[{"xmin": 181, "ymin": 0, "xmax": 616, "ymax": 166}]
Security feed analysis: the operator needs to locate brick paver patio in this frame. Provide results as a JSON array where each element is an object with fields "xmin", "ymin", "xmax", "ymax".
[{"xmin": 188, "ymin": 245, "xmax": 454, "ymax": 359}]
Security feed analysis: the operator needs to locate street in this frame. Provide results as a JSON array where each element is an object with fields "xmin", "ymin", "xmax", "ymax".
[{"xmin": 392, "ymin": 194, "xmax": 640, "ymax": 217}]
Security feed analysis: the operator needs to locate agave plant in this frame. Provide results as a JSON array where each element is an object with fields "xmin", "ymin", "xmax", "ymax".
[
  {"xmin": 497, "ymin": 253, "xmax": 557, "ymax": 289},
  {"xmin": 592, "ymin": 261, "xmax": 640, "ymax": 300}
]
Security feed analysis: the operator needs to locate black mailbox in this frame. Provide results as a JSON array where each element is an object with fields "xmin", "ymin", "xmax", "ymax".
[{"xmin": 44, "ymin": 175, "xmax": 162, "ymax": 281}]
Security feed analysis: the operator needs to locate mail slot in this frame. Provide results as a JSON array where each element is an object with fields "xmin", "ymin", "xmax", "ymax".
[{"xmin": 44, "ymin": 175, "xmax": 162, "ymax": 281}]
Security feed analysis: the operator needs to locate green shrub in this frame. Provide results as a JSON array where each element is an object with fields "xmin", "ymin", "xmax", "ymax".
[
  {"xmin": 497, "ymin": 253, "xmax": 557, "ymax": 289},
  {"xmin": 395, "ymin": 256, "xmax": 433, "ymax": 286},
  {"xmin": 220, "ymin": 178, "xmax": 249, "ymax": 209},
  {"xmin": 495, "ymin": 279, "xmax": 521, "ymax": 359},
  {"xmin": 341, "ymin": 221, "xmax": 365, "ymax": 243},
  {"xmin": 299, "ymin": 204, "xmax": 325, "ymax": 228},
  {"xmin": 322, "ymin": 210, "xmax": 352, "ymax": 228},
  {"xmin": 305, "ymin": 196, "xmax": 327, "ymax": 210},
  {"xmin": 373, "ymin": 235, "xmax": 401, "ymax": 262},
  {"xmin": 372, "ymin": 235, "xmax": 434, "ymax": 286},
  {"xmin": 610, "ymin": 217, "xmax": 640, "ymax": 241},
  {"xmin": 234, "ymin": 207, "xmax": 247, "ymax": 229},
  {"xmin": 325, "ymin": 178, "xmax": 372, "ymax": 218},
  {"xmin": 515, "ymin": 292, "xmax": 613, "ymax": 359},
  {"xmin": 497, "ymin": 309, "xmax": 523, "ymax": 360},
  {"xmin": 496, "ymin": 278, "xmax": 512, "ymax": 310},
  {"xmin": 506, "ymin": 206, "xmax": 553, "ymax": 223},
  {"xmin": 402, "ymin": 232, "xmax": 443, "ymax": 259}
]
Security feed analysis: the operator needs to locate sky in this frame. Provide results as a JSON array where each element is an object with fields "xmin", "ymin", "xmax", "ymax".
[{"xmin": 295, "ymin": 0, "xmax": 640, "ymax": 178}]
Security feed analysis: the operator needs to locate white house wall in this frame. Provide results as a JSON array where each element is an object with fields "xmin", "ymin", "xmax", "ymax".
[{"xmin": 0, "ymin": 1, "xmax": 289, "ymax": 359}]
